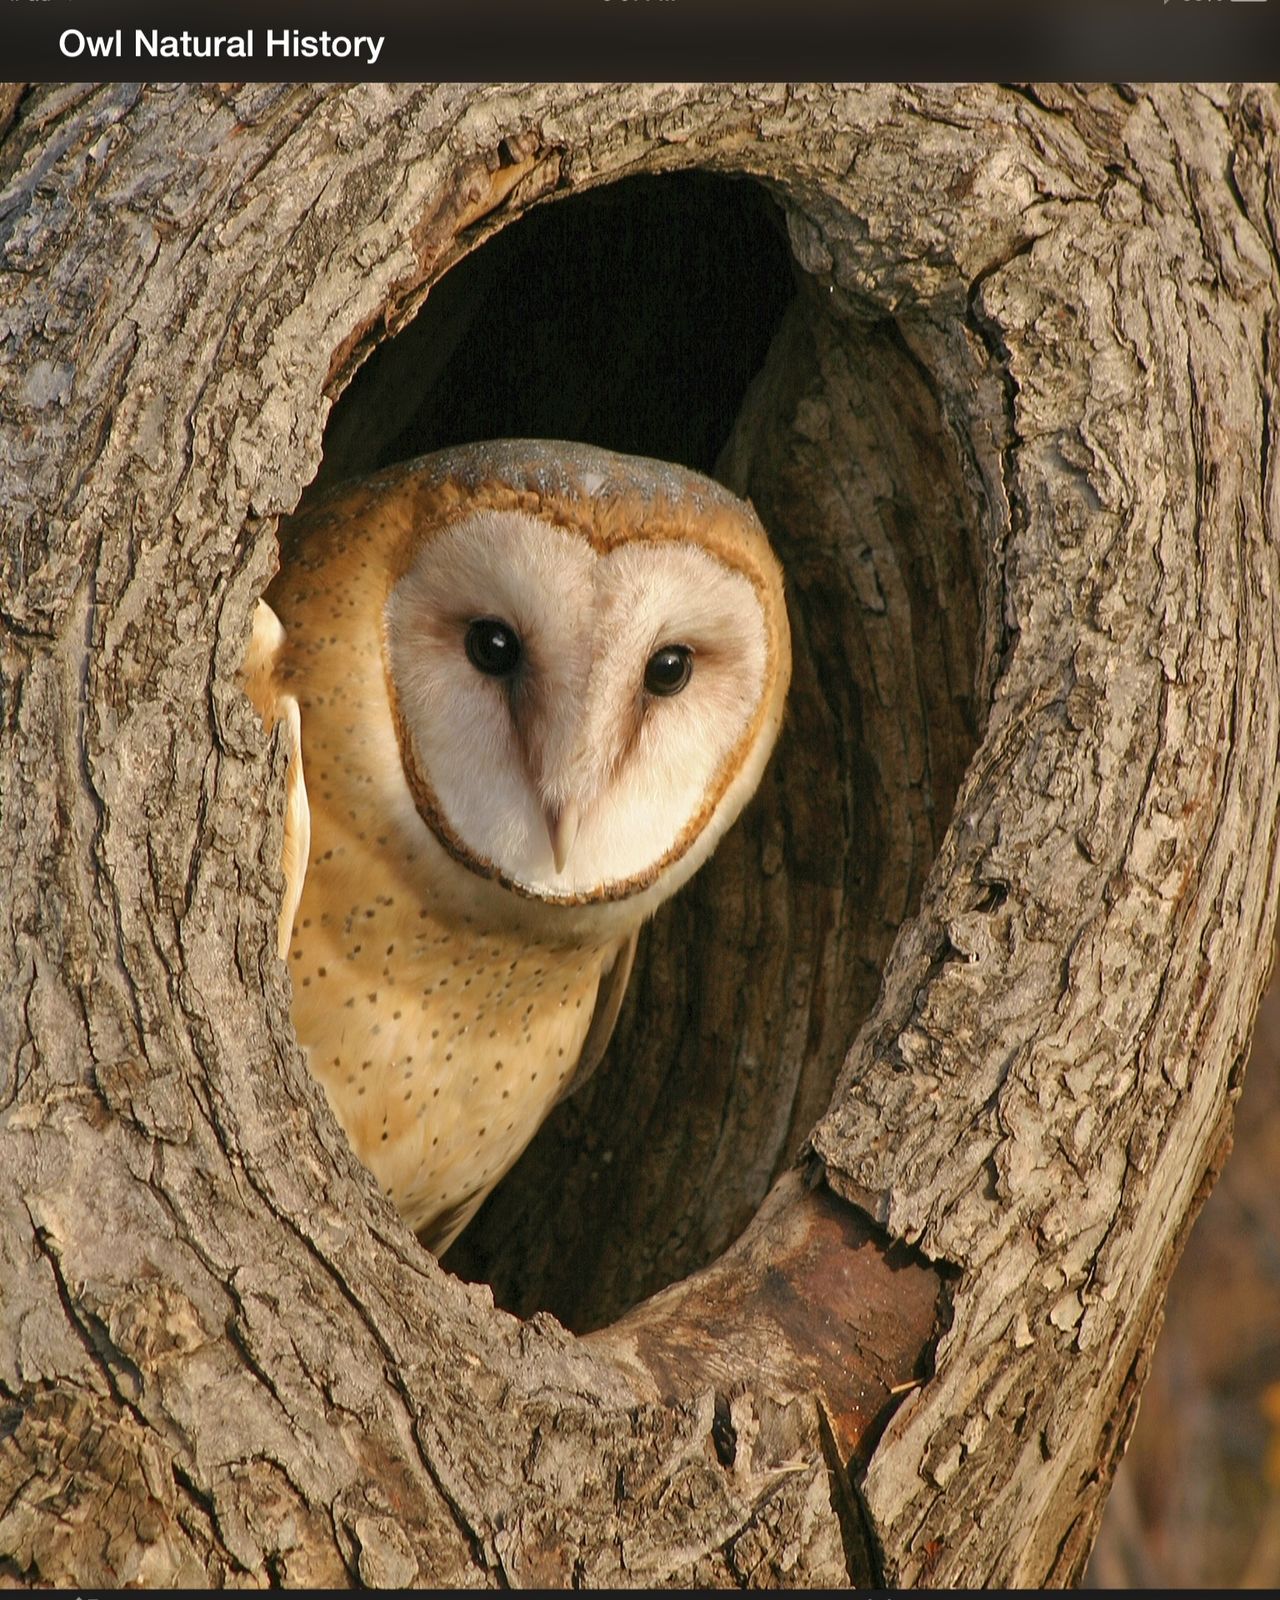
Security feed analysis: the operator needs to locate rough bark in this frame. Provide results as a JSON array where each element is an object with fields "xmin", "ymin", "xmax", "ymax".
[{"xmin": 2, "ymin": 81, "xmax": 1277, "ymax": 1588}]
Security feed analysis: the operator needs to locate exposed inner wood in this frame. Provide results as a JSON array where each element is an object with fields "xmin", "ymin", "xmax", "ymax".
[{"xmin": 593, "ymin": 1169, "xmax": 948, "ymax": 1469}]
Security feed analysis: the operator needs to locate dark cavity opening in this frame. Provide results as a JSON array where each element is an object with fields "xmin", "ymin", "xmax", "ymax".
[
  {"xmin": 317, "ymin": 171, "xmax": 797, "ymax": 485},
  {"xmin": 306, "ymin": 169, "xmax": 986, "ymax": 1335}
]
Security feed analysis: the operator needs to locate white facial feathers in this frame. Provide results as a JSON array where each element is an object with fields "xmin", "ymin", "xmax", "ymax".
[{"xmin": 385, "ymin": 508, "xmax": 770, "ymax": 901}]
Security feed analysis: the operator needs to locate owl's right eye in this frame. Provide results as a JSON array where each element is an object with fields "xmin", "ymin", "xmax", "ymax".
[{"xmin": 465, "ymin": 618, "xmax": 522, "ymax": 677}]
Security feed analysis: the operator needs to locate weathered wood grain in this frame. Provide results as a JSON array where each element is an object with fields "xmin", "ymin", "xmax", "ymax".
[{"xmin": 2, "ymin": 81, "xmax": 1276, "ymax": 1588}]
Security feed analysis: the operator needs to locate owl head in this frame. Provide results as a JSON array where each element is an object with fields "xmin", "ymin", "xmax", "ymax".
[
  {"xmin": 287, "ymin": 440, "xmax": 789, "ymax": 934},
  {"xmin": 376, "ymin": 441, "xmax": 790, "ymax": 925}
]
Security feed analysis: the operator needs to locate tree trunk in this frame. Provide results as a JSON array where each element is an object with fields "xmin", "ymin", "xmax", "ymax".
[{"xmin": 2, "ymin": 81, "xmax": 1277, "ymax": 1588}]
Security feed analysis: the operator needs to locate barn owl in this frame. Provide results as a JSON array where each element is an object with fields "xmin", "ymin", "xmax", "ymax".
[{"xmin": 244, "ymin": 439, "xmax": 790, "ymax": 1253}]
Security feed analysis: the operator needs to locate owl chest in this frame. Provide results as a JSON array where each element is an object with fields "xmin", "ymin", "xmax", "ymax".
[{"xmin": 286, "ymin": 843, "xmax": 605, "ymax": 1234}]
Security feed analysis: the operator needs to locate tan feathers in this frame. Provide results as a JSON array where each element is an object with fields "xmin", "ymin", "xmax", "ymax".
[{"xmin": 245, "ymin": 440, "xmax": 790, "ymax": 1252}]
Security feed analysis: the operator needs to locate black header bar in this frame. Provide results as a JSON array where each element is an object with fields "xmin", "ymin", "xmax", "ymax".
[{"xmin": 3, "ymin": 0, "xmax": 1277, "ymax": 82}]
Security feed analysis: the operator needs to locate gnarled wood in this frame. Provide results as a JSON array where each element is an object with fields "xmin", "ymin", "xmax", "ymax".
[{"xmin": 2, "ymin": 81, "xmax": 1278, "ymax": 1588}]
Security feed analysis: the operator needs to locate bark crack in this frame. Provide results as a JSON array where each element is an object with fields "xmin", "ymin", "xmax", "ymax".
[
  {"xmin": 237, "ymin": 1173, "xmax": 499, "ymax": 1574},
  {"xmin": 965, "ymin": 249, "xmax": 1031, "ymax": 692},
  {"xmin": 24, "ymin": 1206, "xmax": 146, "ymax": 1420}
]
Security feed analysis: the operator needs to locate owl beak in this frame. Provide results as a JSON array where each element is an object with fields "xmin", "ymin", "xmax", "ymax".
[{"xmin": 545, "ymin": 801, "xmax": 581, "ymax": 875}]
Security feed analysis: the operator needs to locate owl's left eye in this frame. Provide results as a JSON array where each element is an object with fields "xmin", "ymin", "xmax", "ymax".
[
  {"xmin": 465, "ymin": 618, "xmax": 522, "ymax": 677},
  {"xmin": 644, "ymin": 644, "xmax": 693, "ymax": 697}
]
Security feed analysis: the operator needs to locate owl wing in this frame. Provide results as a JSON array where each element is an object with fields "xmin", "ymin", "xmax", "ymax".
[
  {"xmin": 241, "ymin": 600, "xmax": 311, "ymax": 960},
  {"xmin": 560, "ymin": 928, "xmax": 639, "ymax": 1101}
]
